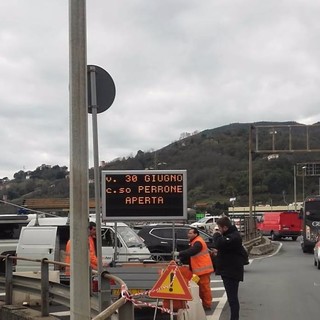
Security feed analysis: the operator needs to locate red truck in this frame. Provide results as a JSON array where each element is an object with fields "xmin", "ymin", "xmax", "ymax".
[{"xmin": 257, "ymin": 211, "xmax": 302, "ymax": 241}]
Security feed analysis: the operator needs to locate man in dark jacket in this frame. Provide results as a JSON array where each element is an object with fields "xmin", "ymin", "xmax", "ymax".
[{"xmin": 212, "ymin": 216, "xmax": 245, "ymax": 320}]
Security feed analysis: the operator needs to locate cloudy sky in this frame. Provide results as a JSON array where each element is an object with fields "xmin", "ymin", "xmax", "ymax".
[{"xmin": 1, "ymin": 0, "xmax": 320, "ymax": 179}]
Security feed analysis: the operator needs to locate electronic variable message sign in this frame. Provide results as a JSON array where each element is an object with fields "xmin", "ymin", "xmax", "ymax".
[{"xmin": 101, "ymin": 170, "xmax": 187, "ymax": 221}]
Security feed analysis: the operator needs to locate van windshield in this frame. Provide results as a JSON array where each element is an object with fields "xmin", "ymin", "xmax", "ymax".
[
  {"xmin": 117, "ymin": 226, "xmax": 146, "ymax": 248},
  {"xmin": 305, "ymin": 201, "xmax": 320, "ymax": 221}
]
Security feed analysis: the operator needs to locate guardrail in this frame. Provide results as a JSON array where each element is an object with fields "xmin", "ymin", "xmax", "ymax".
[
  {"xmin": 240, "ymin": 216, "xmax": 260, "ymax": 242},
  {"xmin": 0, "ymin": 255, "xmax": 134, "ymax": 320}
]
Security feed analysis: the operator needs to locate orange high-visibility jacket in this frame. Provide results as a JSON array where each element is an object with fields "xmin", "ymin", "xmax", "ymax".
[
  {"xmin": 64, "ymin": 236, "xmax": 98, "ymax": 273},
  {"xmin": 190, "ymin": 236, "xmax": 214, "ymax": 276},
  {"xmin": 88, "ymin": 235, "xmax": 98, "ymax": 270}
]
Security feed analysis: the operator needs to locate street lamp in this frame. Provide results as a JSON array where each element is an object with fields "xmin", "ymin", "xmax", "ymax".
[
  {"xmin": 302, "ymin": 166, "xmax": 306, "ymax": 201},
  {"xmin": 229, "ymin": 197, "xmax": 236, "ymax": 213}
]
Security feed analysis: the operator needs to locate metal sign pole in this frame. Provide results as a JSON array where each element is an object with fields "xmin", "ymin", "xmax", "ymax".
[
  {"xmin": 170, "ymin": 300, "xmax": 173, "ymax": 320},
  {"xmin": 294, "ymin": 165, "xmax": 297, "ymax": 211},
  {"xmin": 248, "ymin": 126, "xmax": 253, "ymax": 235},
  {"xmin": 172, "ymin": 222, "xmax": 175, "ymax": 260},
  {"xmin": 114, "ymin": 222, "xmax": 118, "ymax": 262},
  {"xmin": 69, "ymin": 0, "xmax": 90, "ymax": 319},
  {"xmin": 89, "ymin": 66, "xmax": 104, "ymax": 311}
]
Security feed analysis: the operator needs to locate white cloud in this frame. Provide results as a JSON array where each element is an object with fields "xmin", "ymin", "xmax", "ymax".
[{"xmin": 1, "ymin": 0, "xmax": 320, "ymax": 178}]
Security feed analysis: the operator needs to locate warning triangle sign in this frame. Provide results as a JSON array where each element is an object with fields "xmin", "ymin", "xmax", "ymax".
[{"xmin": 149, "ymin": 261, "xmax": 193, "ymax": 300}]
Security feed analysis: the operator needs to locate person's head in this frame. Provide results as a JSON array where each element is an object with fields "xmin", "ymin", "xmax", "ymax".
[
  {"xmin": 216, "ymin": 216, "xmax": 232, "ymax": 234},
  {"xmin": 188, "ymin": 227, "xmax": 199, "ymax": 241},
  {"xmin": 89, "ymin": 221, "xmax": 96, "ymax": 238}
]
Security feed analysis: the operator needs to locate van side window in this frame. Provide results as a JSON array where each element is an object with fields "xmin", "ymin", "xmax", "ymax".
[
  {"xmin": 0, "ymin": 223, "xmax": 25, "ymax": 240},
  {"xmin": 58, "ymin": 226, "xmax": 70, "ymax": 250},
  {"xmin": 102, "ymin": 229, "xmax": 114, "ymax": 247}
]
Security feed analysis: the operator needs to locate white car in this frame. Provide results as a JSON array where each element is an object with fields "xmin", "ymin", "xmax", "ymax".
[
  {"xmin": 190, "ymin": 216, "xmax": 220, "ymax": 235},
  {"xmin": 314, "ymin": 236, "xmax": 320, "ymax": 270}
]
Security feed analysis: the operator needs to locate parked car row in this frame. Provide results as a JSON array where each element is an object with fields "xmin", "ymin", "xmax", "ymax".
[
  {"xmin": 16, "ymin": 217, "xmax": 152, "ymax": 272},
  {"xmin": 137, "ymin": 224, "xmax": 213, "ymax": 261}
]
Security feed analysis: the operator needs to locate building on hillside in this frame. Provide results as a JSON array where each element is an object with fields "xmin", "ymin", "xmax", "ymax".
[{"xmin": 22, "ymin": 198, "xmax": 98, "ymax": 216}]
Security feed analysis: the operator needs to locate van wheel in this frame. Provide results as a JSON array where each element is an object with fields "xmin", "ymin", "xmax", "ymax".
[
  {"xmin": 317, "ymin": 259, "xmax": 320, "ymax": 270},
  {"xmin": 315, "ymin": 259, "xmax": 318, "ymax": 267},
  {"xmin": 292, "ymin": 236, "xmax": 297, "ymax": 241}
]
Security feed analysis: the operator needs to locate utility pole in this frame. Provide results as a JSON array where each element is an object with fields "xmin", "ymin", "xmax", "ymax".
[
  {"xmin": 248, "ymin": 126, "xmax": 253, "ymax": 232},
  {"xmin": 69, "ymin": 1, "xmax": 90, "ymax": 319},
  {"xmin": 302, "ymin": 166, "xmax": 306, "ymax": 201},
  {"xmin": 294, "ymin": 165, "xmax": 297, "ymax": 211}
]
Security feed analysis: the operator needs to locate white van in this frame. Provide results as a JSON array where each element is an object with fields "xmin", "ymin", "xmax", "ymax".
[
  {"xmin": 0, "ymin": 214, "xmax": 46, "ymax": 272},
  {"xmin": 15, "ymin": 217, "xmax": 151, "ymax": 272}
]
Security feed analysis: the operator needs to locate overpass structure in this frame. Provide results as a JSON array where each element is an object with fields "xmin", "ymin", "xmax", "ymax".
[{"xmin": 229, "ymin": 204, "xmax": 302, "ymax": 215}]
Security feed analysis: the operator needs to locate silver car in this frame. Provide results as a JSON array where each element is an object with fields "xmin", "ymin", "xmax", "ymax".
[{"xmin": 314, "ymin": 236, "xmax": 320, "ymax": 269}]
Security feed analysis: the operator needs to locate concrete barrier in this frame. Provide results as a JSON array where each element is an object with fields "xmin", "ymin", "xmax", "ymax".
[
  {"xmin": 183, "ymin": 281, "xmax": 207, "ymax": 320},
  {"xmin": 249, "ymin": 237, "xmax": 274, "ymax": 255}
]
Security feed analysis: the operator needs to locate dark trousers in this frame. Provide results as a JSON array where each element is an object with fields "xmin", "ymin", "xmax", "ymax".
[{"xmin": 222, "ymin": 276, "xmax": 240, "ymax": 320}]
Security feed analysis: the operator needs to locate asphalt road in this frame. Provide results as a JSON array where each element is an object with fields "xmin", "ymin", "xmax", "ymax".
[{"xmin": 217, "ymin": 238, "xmax": 319, "ymax": 320}]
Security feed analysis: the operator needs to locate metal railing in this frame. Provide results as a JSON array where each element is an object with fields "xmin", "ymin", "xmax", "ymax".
[{"xmin": 0, "ymin": 255, "xmax": 135, "ymax": 320}]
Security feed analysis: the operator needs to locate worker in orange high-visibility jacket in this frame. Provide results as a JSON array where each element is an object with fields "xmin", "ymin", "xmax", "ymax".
[
  {"xmin": 178, "ymin": 227, "xmax": 214, "ymax": 311},
  {"xmin": 65, "ymin": 222, "xmax": 98, "ymax": 275}
]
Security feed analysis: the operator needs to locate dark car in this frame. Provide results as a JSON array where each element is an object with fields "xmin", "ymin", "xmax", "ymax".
[{"xmin": 137, "ymin": 224, "xmax": 212, "ymax": 261}]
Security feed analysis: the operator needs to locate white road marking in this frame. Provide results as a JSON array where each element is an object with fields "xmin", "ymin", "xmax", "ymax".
[
  {"xmin": 212, "ymin": 287, "xmax": 225, "ymax": 291},
  {"xmin": 207, "ymin": 292, "xmax": 227, "ymax": 320},
  {"xmin": 206, "ymin": 245, "xmax": 282, "ymax": 319}
]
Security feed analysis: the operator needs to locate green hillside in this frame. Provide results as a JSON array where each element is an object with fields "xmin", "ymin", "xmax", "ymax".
[{"xmin": 1, "ymin": 121, "xmax": 320, "ymax": 214}]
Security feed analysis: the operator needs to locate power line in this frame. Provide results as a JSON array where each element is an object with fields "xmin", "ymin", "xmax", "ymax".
[{"xmin": 0, "ymin": 199, "xmax": 57, "ymax": 217}]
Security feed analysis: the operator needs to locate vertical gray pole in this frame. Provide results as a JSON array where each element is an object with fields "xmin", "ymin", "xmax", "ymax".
[
  {"xmin": 154, "ymin": 152, "xmax": 157, "ymax": 169},
  {"xmin": 5, "ymin": 256, "xmax": 13, "ymax": 305},
  {"xmin": 248, "ymin": 126, "xmax": 253, "ymax": 223},
  {"xmin": 88, "ymin": 66, "xmax": 104, "ymax": 311},
  {"xmin": 40, "ymin": 259, "xmax": 49, "ymax": 316},
  {"xmin": 172, "ymin": 222, "xmax": 175, "ymax": 260},
  {"xmin": 69, "ymin": 1, "xmax": 90, "ymax": 319},
  {"xmin": 114, "ymin": 222, "xmax": 118, "ymax": 262},
  {"xmin": 294, "ymin": 165, "xmax": 297, "ymax": 211},
  {"xmin": 302, "ymin": 173, "xmax": 305, "ymax": 202}
]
